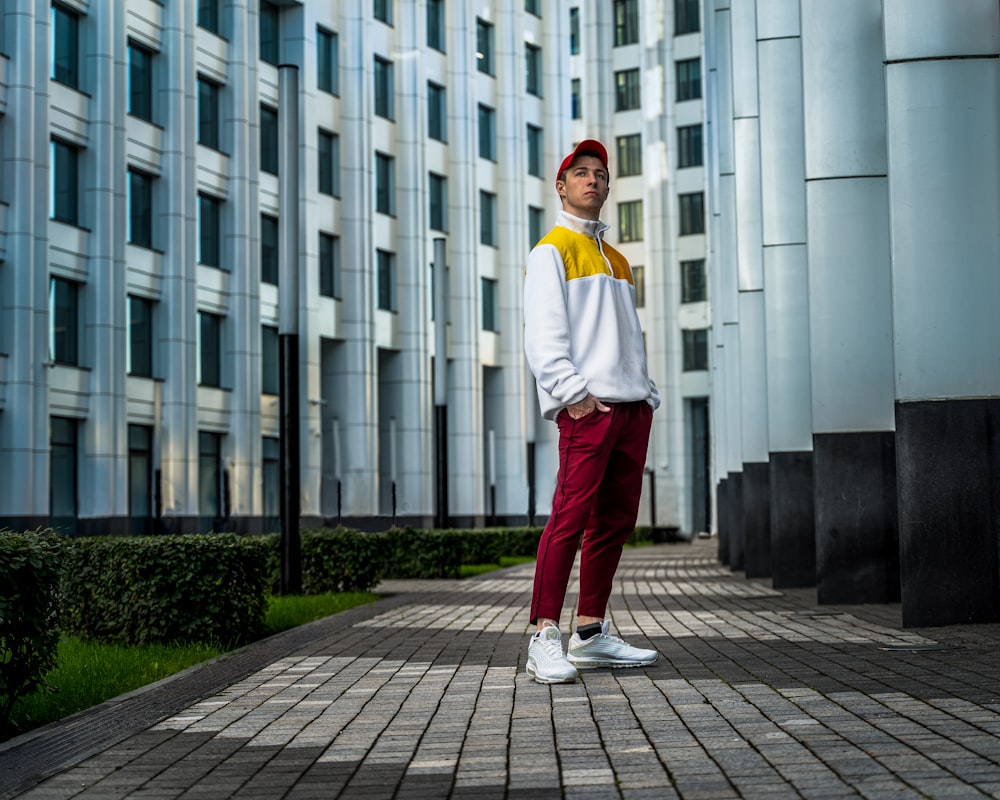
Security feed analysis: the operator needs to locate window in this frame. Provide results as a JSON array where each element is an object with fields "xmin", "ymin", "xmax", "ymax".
[
  {"xmin": 260, "ymin": 1, "xmax": 280, "ymax": 65},
  {"xmin": 618, "ymin": 200, "xmax": 643, "ymax": 243},
  {"xmin": 319, "ymin": 232, "xmax": 341, "ymax": 299},
  {"xmin": 262, "ymin": 437, "xmax": 279, "ymax": 529},
  {"xmin": 526, "ymin": 44, "xmax": 542, "ymax": 97},
  {"xmin": 374, "ymin": 56, "xmax": 394, "ymax": 120},
  {"xmin": 526, "ymin": 0, "xmax": 541, "ymax": 16},
  {"xmin": 261, "ymin": 214, "xmax": 278, "ymax": 285},
  {"xmin": 377, "ymin": 249, "xmax": 396, "ymax": 311},
  {"xmin": 198, "ymin": 194, "xmax": 222, "ymax": 267},
  {"xmin": 478, "ymin": 104, "xmax": 496, "ymax": 161},
  {"xmin": 481, "ymin": 278, "xmax": 499, "ymax": 332},
  {"xmin": 527, "ymin": 125, "xmax": 543, "ymax": 178},
  {"xmin": 476, "ymin": 18, "xmax": 494, "ymax": 75},
  {"xmin": 128, "ymin": 295, "xmax": 154, "ymax": 377},
  {"xmin": 683, "ymin": 329, "xmax": 709, "ymax": 371},
  {"xmin": 128, "ymin": 42, "xmax": 154, "ymax": 122},
  {"xmin": 529, "ymin": 205, "xmax": 545, "ymax": 248},
  {"xmin": 679, "ymin": 192, "xmax": 705, "ymax": 234},
  {"xmin": 198, "ymin": 431, "xmax": 223, "ymax": 532},
  {"xmin": 128, "ymin": 170, "xmax": 153, "ymax": 248},
  {"xmin": 375, "ymin": 152, "xmax": 395, "ymax": 215},
  {"xmin": 198, "ymin": 311, "xmax": 222, "ymax": 387},
  {"xmin": 262, "ymin": 325, "xmax": 279, "ymax": 394},
  {"xmin": 375, "ymin": 0, "xmax": 393, "ymax": 24},
  {"xmin": 480, "ymin": 190, "xmax": 497, "ymax": 247},
  {"xmin": 197, "ymin": 0, "xmax": 221, "ymax": 35},
  {"xmin": 678, "ymin": 124, "xmax": 703, "ymax": 168},
  {"xmin": 128, "ymin": 424, "xmax": 153, "ymax": 535},
  {"xmin": 427, "ymin": 0, "xmax": 445, "ymax": 51},
  {"xmin": 614, "ymin": 0, "xmax": 639, "ymax": 46},
  {"xmin": 615, "ymin": 68, "xmax": 641, "ymax": 111},
  {"xmin": 569, "ymin": 8, "xmax": 580, "ymax": 55},
  {"xmin": 51, "ymin": 4, "xmax": 79, "ymax": 88},
  {"xmin": 428, "ymin": 82, "xmax": 447, "ymax": 142},
  {"xmin": 616, "ymin": 134, "xmax": 642, "ymax": 177},
  {"xmin": 571, "ymin": 78, "xmax": 581, "ymax": 119},
  {"xmin": 675, "ymin": 0, "xmax": 701, "ymax": 35},
  {"xmin": 261, "ymin": 105, "xmax": 278, "ymax": 175},
  {"xmin": 676, "ymin": 58, "xmax": 702, "ymax": 101},
  {"xmin": 632, "ymin": 265, "xmax": 645, "ymax": 308},
  {"xmin": 51, "ymin": 139, "xmax": 79, "ymax": 224},
  {"xmin": 429, "ymin": 173, "xmax": 448, "ymax": 232},
  {"xmin": 317, "ymin": 27, "xmax": 339, "ymax": 94},
  {"xmin": 318, "ymin": 130, "xmax": 339, "ymax": 196},
  {"xmin": 50, "ymin": 417, "xmax": 78, "ymax": 534},
  {"xmin": 198, "ymin": 77, "xmax": 221, "ymax": 150},
  {"xmin": 681, "ymin": 259, "xmax": 707, "ymax": 303},
  {"xmin": 49, "ymin": 277, "xmax": 79, "ymax": 365}
]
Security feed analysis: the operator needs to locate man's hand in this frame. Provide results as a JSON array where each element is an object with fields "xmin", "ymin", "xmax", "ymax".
[{"xmin": 566, "ymin": 394, "xmax": 611, "ymax": 420}]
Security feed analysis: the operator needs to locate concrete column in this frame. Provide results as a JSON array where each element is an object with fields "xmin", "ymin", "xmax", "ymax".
[
  {"xmin": 226, "ymin": 2, "xmax": 262, "ymax": 532},
  {"xmin": 446, "ymin": 0, "xmax": 483, "ymax": 523},
  {"xmin": 731, "ymin": 0, "xmax": 770, "ymax": 577},
  {"xmin": 710, "ymin": 1, "xmax": 743, "ymax": 566},
  {"xmin": 339, "ymin": 7, "xmax": 378, "ymax": 517},
  {"xmin": 642, "ymin": 7, "xmax": 684, "ymax": 534},
  {"xmin": 159, "ymin": 0, "xmax": 199, "ymax": 532},
  {"xmin": 80, "ymin": 3, "xmax": 128, "ymax": 534},
  {"xmin": 0, "ymin": 0, "xmax": 48, "ymax": 530},
  {"xmin": 883, "ymin": 0, "xmax": 1000, "ymax": 625},
  {"xmin": 493, "ymin": 3, "xmax": 529, "ymax": 522},
  {"xmin": 801, "ymin": 0, "xmax": 898, "ymax": 603},
  {"xmin": 756, "ymin": 0, "xmax": 814, "ymax": 587},
  {"xmin": 393, "ymin": 0, "xmax": 433, "ymax": 523}
]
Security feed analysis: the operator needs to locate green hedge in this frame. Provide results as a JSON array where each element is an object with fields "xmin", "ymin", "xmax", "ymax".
[
  {"xmin": 61, "ymin": 534, "xmax": 270, "ymax": 647},
  {"xmin": 0, "ymin": 530, "xmax": 64, "ymax": 737}
]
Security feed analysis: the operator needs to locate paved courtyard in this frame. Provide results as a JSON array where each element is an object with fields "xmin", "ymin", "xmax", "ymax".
[{"xmin": 2, "ymin": 536, "xmax": 1000, "ymax": 798}]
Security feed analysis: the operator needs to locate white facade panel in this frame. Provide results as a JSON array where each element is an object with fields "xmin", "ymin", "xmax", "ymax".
[
  {"xmin": 806, "ymin": 178, "xmax": 895, "ymax": 433},
  {"xmin": 885, "ymin": 58, "xmax": 1000, "ymax": 401}
]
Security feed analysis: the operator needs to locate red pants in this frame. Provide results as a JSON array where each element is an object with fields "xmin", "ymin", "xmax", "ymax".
[{"xmin": 530, "ymin": 401, "xmax": 653, "ymax": 625}]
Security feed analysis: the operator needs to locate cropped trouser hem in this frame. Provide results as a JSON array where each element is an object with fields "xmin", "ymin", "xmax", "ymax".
[{"xmin": 529, "ymin": 400, "xmax": 652, "ymax": 626}]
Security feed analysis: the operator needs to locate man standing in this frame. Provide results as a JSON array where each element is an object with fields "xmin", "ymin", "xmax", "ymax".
[{"xmin": 522, "ymin": 139, "xmax": 660, "ymax": 684}]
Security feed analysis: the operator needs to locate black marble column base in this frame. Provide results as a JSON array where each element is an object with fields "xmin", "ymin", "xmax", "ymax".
[
  {"xmin": 896, "ymin": 398, "xmax": 1000, "ymax": 626},
  {"xmin": 717, "ymin": 478, "xmax": 729, "ymax": 565},
  {"xmin": 743, "ymin": 462, "xmax": 771, "ymax": 578},
  {"xmin": 769, "ymin": 451, "xmax": 816, "ymax": 588},
  {"xmin": 727, "ymin": 471, "xmax": 745, "ymax": 572},
  {"xmin": 814, "ymin": 431, "xmax": 899, "ymax": 605}
]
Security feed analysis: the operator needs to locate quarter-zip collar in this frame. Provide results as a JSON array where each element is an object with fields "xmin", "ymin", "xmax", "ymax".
[
  {"xmin": 557, "ymin": 210, "xmax": 613, "ymax": 275},
  {"xmin": 556, "ymin": 209, "xmax": 609, "ymax": 242}
]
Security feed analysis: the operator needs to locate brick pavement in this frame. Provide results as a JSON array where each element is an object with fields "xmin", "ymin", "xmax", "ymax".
[{"xmin": 3, "ymin": 537, "xmax": 1000, "ymax": 799}]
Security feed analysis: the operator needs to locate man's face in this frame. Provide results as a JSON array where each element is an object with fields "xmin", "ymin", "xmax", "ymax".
[{"xmin": 556, "ymin": 155, "xmax": 610, "ymax": 221}]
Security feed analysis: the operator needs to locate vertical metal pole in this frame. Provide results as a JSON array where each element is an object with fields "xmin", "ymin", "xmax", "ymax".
[
  {"xmin": 433, "ymin": 238, "xmax": 449, "ymax": 529},
  {"xmin": 389, "ymin": 416, "xmax": 397, "ymax": 527},
  {"xmin": 278, "ymin": 65, "xmax": 301, "ymax": 594},
  {"xmin": 333, "ymin": 417, "xmax": 342, "ymax": 527},
  {"xmin": 487, "ymin": 428, "xmax": 496, "ymax": 525}
]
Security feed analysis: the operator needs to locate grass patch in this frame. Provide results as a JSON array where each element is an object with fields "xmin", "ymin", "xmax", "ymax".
[
  {"xmin": 5, "ymin": 591, "xmax": 378, "ymax": 740},
  {"xmin": 460, "ymin": 555, "xmax": 535, "ymax": 579},
  {"xmin": 264, "ymin": 592, "xmax": 379, "ymax": 635},
  {"xmin": 9, "ymin": 638, "xmax": 222, "ymax": 733}
]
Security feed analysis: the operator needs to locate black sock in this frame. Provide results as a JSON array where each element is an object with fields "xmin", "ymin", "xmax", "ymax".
[{"xmin": 576, "ymin": 622, "xmax": 604, "ymax": 641}]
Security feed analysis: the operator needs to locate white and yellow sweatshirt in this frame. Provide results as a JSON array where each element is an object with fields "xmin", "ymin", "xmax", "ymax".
[{"xmin": 524, "ymin": 210, "xmax": 660, "ymax": 420}]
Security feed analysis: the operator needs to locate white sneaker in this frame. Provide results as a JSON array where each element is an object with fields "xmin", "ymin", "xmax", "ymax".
[
  {"xmin": 526, "ymin": 626, "xmax": 578, "ymax": 684},
  {"xmin": 567, "ymin": 621, "xmax": 658, "ymax": 669}
]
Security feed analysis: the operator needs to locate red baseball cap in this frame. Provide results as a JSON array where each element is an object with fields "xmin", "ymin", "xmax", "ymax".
[{"xmin": 556, "ymin": 138, "xmax": 608, "ymax": 180}]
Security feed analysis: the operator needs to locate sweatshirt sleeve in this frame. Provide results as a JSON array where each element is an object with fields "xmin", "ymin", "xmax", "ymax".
[{"xmin": 523, "ymin": 244, "xmax": 589, "ymax": 408}]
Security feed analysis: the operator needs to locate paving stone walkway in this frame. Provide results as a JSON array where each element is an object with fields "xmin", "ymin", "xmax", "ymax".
[{"xmin": 3, "ymin": 537, "xmax": 1000, "ymax": 799}]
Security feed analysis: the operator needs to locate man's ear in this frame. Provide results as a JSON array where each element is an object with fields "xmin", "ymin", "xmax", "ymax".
[{"xmin": 555, "ymin": 178, "xmax": 566, "ymax": 197}]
